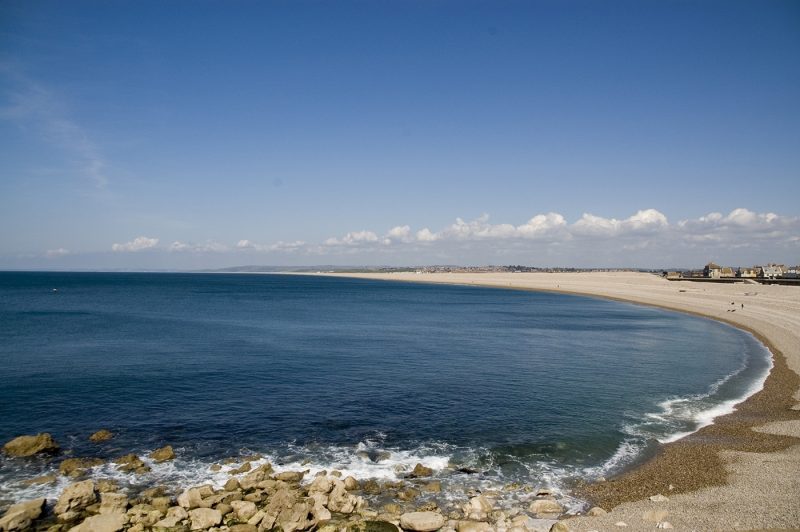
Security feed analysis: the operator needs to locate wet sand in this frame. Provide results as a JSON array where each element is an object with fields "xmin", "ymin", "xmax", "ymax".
[{"xmin": 327, "ymin": 271, "xmax": 800, "ymax": 530}]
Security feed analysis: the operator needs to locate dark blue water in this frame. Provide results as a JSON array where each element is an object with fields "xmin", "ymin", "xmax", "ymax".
[{"xmin": 0, "ymin": 272, "xmax": 771, "ymax": 510}]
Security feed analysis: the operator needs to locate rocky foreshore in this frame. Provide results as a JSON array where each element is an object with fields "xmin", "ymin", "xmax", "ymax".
[{"xmin": 0, "ymin": 433, "xmax": 628, "ymax": 532}]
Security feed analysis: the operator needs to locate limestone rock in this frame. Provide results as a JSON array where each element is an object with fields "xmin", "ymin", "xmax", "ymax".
[
  {"xmin": 586, "ymin": 507, "xmax": 607, "ymax": 517},
  {"xmin": 177, "ymin": 487, "xmax": 212, "ymax": 509},
  {"xmin": 148, "ymin": 445, "xmax": 175, "ymax": 462},
  {"xmin": 114, "ymin": 454, "xmax": 150, "ymax": 474},
  {"xmin": 0, "ymin": 498, "xmax": 45, "ymax": 531},
  {"xmin": 126, "ymin": 504, "xmax": 164, "ymax": 527},
  {"xmin": 68, "ymin": 513, "xmax": 126, "ymax": 532},
  {"xmin": 95, "ymin": 479, "xmax": 119, "ymax": 493},
  {"xmin": 274, "ymin": 470, "xmax": 306, "ymax": 482},
  {"xmin": 153, "ymin": 506, "xmax": 188, "ymax": 528},
  {"xmin": 656, "ymin": 522, "xmax": 674, "ymax": 529},
  {"xmin": 188, "ymin": 508, "xmax": 221, "ymax": 530},
  {"xmin": 399, "ymin": 511, "xmax": 445, "ymax": 532},
  {"xmin": 20, "ymin": 474, "xmax": 57, "ymax": 486},
  {"xmin": 409, "ymin": 463, "xmax": 433, "ymax": 478},
  {"xmin": 329, "ymin": 481, "xmax": 363, "ymax": 514},
  {"xmin": 89, "ymin": 430, "xmax": 114, "ymax": 442},
  {"xmin": 224, "ymin": 478, "xmax": 241, "ymax": 491},
  {"xmin": 349, "ymin": 522, "xmax": 400, "ymax": 532},
  {"xmin": 456, "ymin": 521, "xmax": 492, "ymax": 532},
  {"xmin": 2, "ymin": 433, "xmax": 59, "ymax": 457},
  {"xmin": 229, "ymin": 525, "xmax": 258, "ymax": 532},
  {"xmin": 529, "ymin": 499, "xmax": 564, "ymax": 516},
  {"xmin": 55, "ymin": 480, "xmax": 97, "ymax": 515},
  {"xmin": 344, "ymin": 476, "xmax": 360, "ymax": 491},
  {"xmin": 275, "ymin": 500, "xmax": 317, "ymax": 532},
  {"xmin": 462, "ymin": 495, "xmax": 493, "ymax": 521},
  {"xmin": 239, "ymin": 463, "xmax": 274, "ymax": 490},
  {"xmin": 230, "ymin": 461, "xmax": 252, "ymax": 475},
  {"xmin": 230, "ymin": 500, "xmax": 257, "ymax": 521},
  {"xmin": 308, "ymin": 475, "xmax": 334, "ymax": 494},
  {"xmin": 649, "ymin": 494, "xmax": 669, "ymax": 502},
  {"xmin": 98, "ymin": 492, "xmax": 128, "ymax": 515},
  {"xmin": 549, "ymin": 522, "xmax": 570, "ymax": 532},
  {"xmin": 60, "ymin": 458, "xmax": 104, "ymax": 477}
]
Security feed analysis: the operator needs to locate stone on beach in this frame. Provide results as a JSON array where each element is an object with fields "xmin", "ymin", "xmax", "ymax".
[
  {"xmin": 88, "ymin": 430, "xmax": 114, "ymax": 442},
  {"xmin": 153, "ymin": 506, "xmax": 188, "ymax": 528},
  {"xmin": 399, "ymin": 511, "xmax": 446, "ymax": 531},
  {"xmin": 148, "ymin": 445, "xmax": 175, "ymax": 462},
  {"xmin": 0, "ymin": 498, "xmax": 45, "ymax": 531},
  {"xmin": 2, "ymin": 433, "xmax": 59, "ymax": 457},
  {"xmin": 114, "ymin": 454, "xmax": 150, "ymax": 474},
  {"xmin": 55, "ymin": 480, "xmax": 97, "ymax": 516},
  {"xmin": 529, "ymin": 499, "xmax": 564, "ymax": 516},
  {"xmin": 69, "ymin": 513, "xmax": 126, "ymax": 532},
  {"xmin": 60, "ymin": 457, "xmax": 104, "ymax": 477},
  {"xmin": 456, "ymin": 521, "xmax": 492, "ymax": 532},
  {"xmin": 409, "ymin": 463, "xmax": 434, "ymax": 478},
  {"xmin": 649, "ymin": 494, "xmax": 669, "ymax": 502},
  {"xmin": 98, "ymin": 492, "xmax": 128, "ymax": 515},
  {"xmin": 586, "ymin": 506, "xmax": 607, "ymax": 516},
  {"xmin": 231, "ymin": 500, "xmax": 258, "ymax": 521},
  {"xmin": 188, "ymin": 507, "xmax": 222, "ymax": 530},
  {"xmin": 462, "ymin": 495, "xmax": 494, "ymax": 520}
]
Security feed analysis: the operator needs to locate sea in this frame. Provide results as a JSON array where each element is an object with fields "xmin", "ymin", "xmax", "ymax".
[{"xmin": 0, "ymin": 272, "xmax": 772, "ymax": 512}]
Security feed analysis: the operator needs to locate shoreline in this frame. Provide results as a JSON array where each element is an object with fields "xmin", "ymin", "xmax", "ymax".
[{"xmin": 325, "ymin": 271, "xmax": 800, "ymax": 530}]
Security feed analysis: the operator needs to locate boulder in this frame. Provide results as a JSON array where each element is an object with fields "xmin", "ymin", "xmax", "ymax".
[
  {"xmin": 188, "ymin": 508, "xmax": 221, "ymax": 530},
  {"xmin": 89, "ymin": 430, "xmax": 114, "ymax": 442},
  {"xmin": 98, "ymin": 492, "xmax": 128, "ymax": 515},
  {"xmin": 20, "ymin": 474, "xmax": 57, "ymax": 486},
  {"xmin": 224, "ymin": 478, "xmax": 241, "ymax": 491},
  {"xmin": 153, "ymin": 506, "xmax": 187, "ymax": 528},
  {"xmin": 649, "ymin": 494, "xmax": 669, "ymax": 503},
  {"xmin": 114, "ymin": 454, "xmax": 150, "ymax": 474},
  {"xmin": 239, "ymin": 463, "xmax": 274, "ymax": 490},
  {"xmin": 95, "ymin": 479, "xmax": 119, "ymax": 493},
  {"xmin": 60, "ymin": 458, "xmax": 104, "ymax": 477},
  {"xmin": 230, "ymin": 500, "xmax": 257, "ymax": 522},
  {"xmin": 274, "ymin": 470, "xmax": 306, "ymax": 482},
  {"xmin": 229, "ymin": 525, "xmax": 258, "ymax": 532},
  {"xmin": 2, "ymin": 433, "xmax": 59, "ymax": 457},
  {"xmin": 349, "ymin": 522, "xmax": 400, "ymax": 532},
  {"xmin": 55, "ymin": 480, "xmax": 97, "ymax": 516},
  {"xmin": 456, "ymin": 521, "xmax": 492, "ymax": 532},
  {"xmin": 126, "ymin": 504, "xmax": 163, "ymax": 527},
  {"xmin": 399, "ymin": 511, "xmax": 445, "ymax": 532},
  {"xmin": 275, "ymin": 500, "xmax": 317, "ymax": 532},
  {"xmin": 462, "ymin": 495, "xmax": 493, "ymax": 521},
  {"xmin": 68, "ymin": 513, "xmax": 126, "ymax": 532},
  {"xmin": 177, "ymin": 487, "xmax": 211, "ymax": 509},
  {"xmin": 0, "ymin": 498, "xmax": 45, "ymax": 531},
  {"xmin": 148, "ymin": 445, "xmax": 175, "ymax": 462},
  {"xmin": 409, "ymin": 463, "xmax": 433, "ymax": 478},
  {"xmin": 529, "ymin": 499, "xmax": 564, "ymax": 516},
  {"xmin": 308, "ymin": 475, "xmax": 334, "ymax": 494},
  {"xmin": 586, "ymin": 507, "xmax": 607, "ymax": 517},
  {"xmin": 549, "ymin": 523, "xmax": 570, "ymax": 532},
  {"xmin": 344, "ymin": 476, "xmax": 360, "ymax": 490},
  {"xmin": 328, "ymin": 481, "xmax": 363, "ymax": 514}
]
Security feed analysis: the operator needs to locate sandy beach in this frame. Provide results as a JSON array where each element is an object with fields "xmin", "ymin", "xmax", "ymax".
[{"xmin": 328, "ymin": 271, "xmax": 800, "ymax": 531}]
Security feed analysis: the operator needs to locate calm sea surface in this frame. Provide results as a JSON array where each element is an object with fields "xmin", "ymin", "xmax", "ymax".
[{"xmin": 0, "ymin": 272, "xmax": 771, "ymax": 511}]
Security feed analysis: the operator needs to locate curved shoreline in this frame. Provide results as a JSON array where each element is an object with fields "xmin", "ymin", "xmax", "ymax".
[{"xmin": 326, "ymin": 271, "xmax": 800, "ymax": 529}]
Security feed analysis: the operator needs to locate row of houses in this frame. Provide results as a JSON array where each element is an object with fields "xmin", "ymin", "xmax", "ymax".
[{"xmin": 703, "ymin": 262, "xmax": 799, "ymax": 279}]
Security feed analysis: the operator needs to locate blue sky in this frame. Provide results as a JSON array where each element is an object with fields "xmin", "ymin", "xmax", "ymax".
[{"xmin": 1, "ymin": 0, "xmax": 798, "ymax": 269}]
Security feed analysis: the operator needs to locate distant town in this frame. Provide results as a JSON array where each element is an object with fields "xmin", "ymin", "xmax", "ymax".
[{"xmin": 665, "ymin": 262, "xmax": 800, "ymax": 285}]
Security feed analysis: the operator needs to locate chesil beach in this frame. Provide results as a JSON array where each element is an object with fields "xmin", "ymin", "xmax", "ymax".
[{"xmin": 326, "ymin": 271, "xmax": 800, "ymax": 530}]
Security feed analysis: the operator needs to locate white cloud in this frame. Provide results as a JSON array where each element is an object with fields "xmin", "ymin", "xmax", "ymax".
[
  {"xmin": 572, "ymin": 208, "xmax": 668, "ymax": 237},
  {"xmin": 386, "ymin": 225, "xmax": 413, "ymax": 243},
  {"xmin": 325, "ymin": 230, "xmax": 380, "ymax": 247},
  {"xmin": 45, "ymin": 248, "xmax": 70, "ymax": 258},
  {"xmin": 169, "ymin": 240, "xmax": 228, "ymax": 253},
  {"xmin": 112, "ymin": 236, "xmax": 159, "ymax": 252}
]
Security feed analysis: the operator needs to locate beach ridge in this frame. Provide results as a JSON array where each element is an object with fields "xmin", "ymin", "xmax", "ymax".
[{"xmin": 326, "ymin": 271, "xmax": 800, "ymax": 530}]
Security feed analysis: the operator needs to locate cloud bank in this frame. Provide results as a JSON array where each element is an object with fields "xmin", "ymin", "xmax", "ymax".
[{"xmin": 89, "ymin": 208, "xmax": 797, "ymax": 267}]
